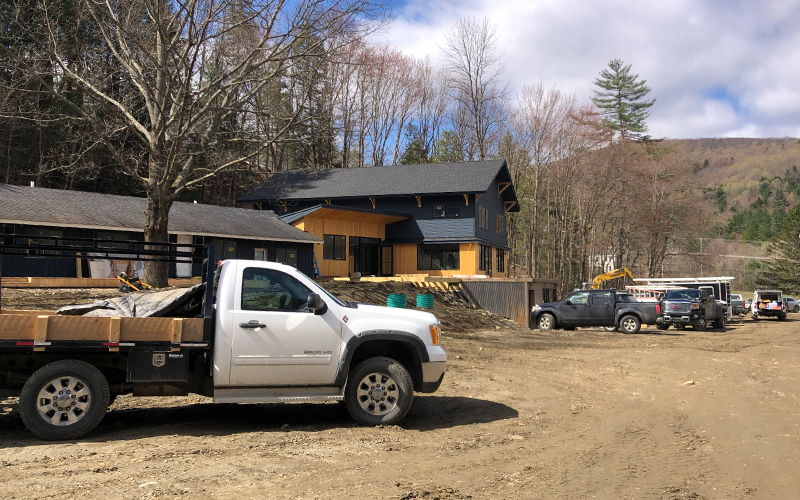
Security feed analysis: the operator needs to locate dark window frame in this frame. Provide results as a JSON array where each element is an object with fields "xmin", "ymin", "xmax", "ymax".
[
  {"xmin": 433, "ymin": 203, "xmax": 461, "ymax": 219},
  {"xmin": 479, "ymin": 244, "xmax": 492, "ymax": 272},
  {"xmin": 323, "ymin": 234, "xmax": 346, "ymax": 260},
  {"xmin": 417, "ymin": 243, "xmax": 460, "ymax": 271},
  {"xmin": 478, "ymin": 206, "xmax": 489, "ymax": 230},
  {"xmin": 496, "ymin": 248, "xmax": 505, "ymax": 273},
  {"xmin": 495, "ymin": 213, "xmax": 505, "ymax": 235}
]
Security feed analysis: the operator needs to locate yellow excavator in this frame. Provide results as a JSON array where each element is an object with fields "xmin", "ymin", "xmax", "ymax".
[{"xmin": 585, "ymin": 268, "xmax": 643, "ymax": 289}]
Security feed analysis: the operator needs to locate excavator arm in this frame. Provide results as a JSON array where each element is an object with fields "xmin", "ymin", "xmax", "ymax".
[{"xmin": 591, "ymin": 268, "xmax": 640, "ymax": 289}]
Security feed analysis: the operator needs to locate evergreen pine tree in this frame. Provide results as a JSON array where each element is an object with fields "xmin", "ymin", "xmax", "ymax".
[
  {"xmin": 592, "ymin": 59, "xmax": 656, "ymax": 141},
  {"xmin": 759, "ymin": 205, "xmax": 800, "ymax": 294}
]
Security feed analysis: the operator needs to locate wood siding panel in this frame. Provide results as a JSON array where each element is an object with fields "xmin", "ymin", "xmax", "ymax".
[
  {"xmin": 0, "ymin": 314, "xmax": 204, "ymax": 342},
  {"xmin": 392, "ymin": 242, "xmax": 478, "ymax": 277},
  {"xmin": 294, "ymin": 218, "xmax": 385, "ymax": 277}
]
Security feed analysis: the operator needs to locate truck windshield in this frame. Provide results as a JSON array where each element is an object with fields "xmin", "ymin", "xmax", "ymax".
[{"xmin": 665, "ymin": 290, "xmax": 701, "ymax": 301}]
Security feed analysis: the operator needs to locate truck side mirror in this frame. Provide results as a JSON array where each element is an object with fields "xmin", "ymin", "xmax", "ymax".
[
  {"xmin": 564, "ymin": 299, "xmax": 572, "ymax": 305},
  {"xmin": 307, "ymin": 293, "xmax": 327, "ymax": 315}
]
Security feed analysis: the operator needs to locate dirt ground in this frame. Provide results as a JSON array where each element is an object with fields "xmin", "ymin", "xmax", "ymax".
[{"xmin": 2, "ymin": 307, "xmax": 799, "ymax": 499}]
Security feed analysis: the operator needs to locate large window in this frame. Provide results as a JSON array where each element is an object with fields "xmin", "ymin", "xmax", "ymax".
[
  {"xmin": 478, "ymin": 206, "xmax": 489, "ymax": 230},
  {"xmin": 496, "ymin": 248, "xmax": 506, "ymax": 273},
  {"xmin": 241, "ymin": 267, "xmax": 312, "ymax": 312},
  {"xmin": 479, "ymin": 244, "xmax": 492, "ymax": 272},
  {"xmin": 323, "ymin": 234, "xmax": 346, "ymax": 260},
  {"xmin": 417, "ymin": 243, "xmax": 460, "ymax": 271},
  {"xmin": 495, "ymin": 213, "xmax": 505, "ymax": 235},
  {"xmin": 433, "ymin": 203, "xmax": 460, "ymax": 218}
]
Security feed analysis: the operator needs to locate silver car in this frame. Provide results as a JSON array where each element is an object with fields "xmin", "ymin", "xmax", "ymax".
[{"xmin": 783, "ymin": 297, "xmax": 800, "ymax": 313}]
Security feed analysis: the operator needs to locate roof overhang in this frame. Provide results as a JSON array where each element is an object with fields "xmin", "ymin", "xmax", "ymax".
[{"xmin": 279, "ymin": 205, "xmax": 410, "ymax": 225}]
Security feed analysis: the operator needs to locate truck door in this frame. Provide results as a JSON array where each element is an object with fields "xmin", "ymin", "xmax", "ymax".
[
  {"xmin": 561, "ymin": 291, "xmax": 591, "ymax": 325},
  {"xmin": 591, "ymin": 291, "xmax": 615, "ymax": 326},
  {"xmin": 700, "ymin": 287, "xmax": 714, "ymax": 317},
  {"xmin": 229, "ymin": 267, "xmax": 343, "ymax": 386}
]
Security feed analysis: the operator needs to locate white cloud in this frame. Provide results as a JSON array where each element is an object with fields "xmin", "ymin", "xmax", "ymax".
[{"xmin": 374, "ymin": 0, "xmax": 800, "ymax": 139}]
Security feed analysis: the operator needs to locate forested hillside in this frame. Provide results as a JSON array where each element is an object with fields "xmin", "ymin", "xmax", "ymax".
[{"xmin": 667, "ymin": 138, "xmax": 800, "ymax": 241}]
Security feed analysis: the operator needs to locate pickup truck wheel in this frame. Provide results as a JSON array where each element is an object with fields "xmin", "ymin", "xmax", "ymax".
[
  {"xmin": 694, "ymin": 317, "xmax": 707, "ymax": 331},
  {"xmin": 620, "ymin": 315, "xmax": 641, "ymax": 334},
  {"xmin": 794, "ymin": 306, "xmax": 799, "ymax": 313},
  {"xmin": 19, "ymin": 360, "xmax": 110, "ymax": 441},
  {"xmin": 656, "ymin": 324, "xmax": 670, "ymax": 331},
  {"xmin": 779, "ymin": 313, "xmax": 787, "ymax": 321},
  {"xmin": 538, "ymin": 313, "xmax": 555, "ymax": 331},
  {"xmin": 715, "ymin": 315, "xmax": 726, "ymax": 329},
  {"xmin": 603, "ymin": 326, "xmax": 618, "ymax": 332},
  {"xmin": 345, "ymin": 357, "xmax": 413, "ymax": 426}
]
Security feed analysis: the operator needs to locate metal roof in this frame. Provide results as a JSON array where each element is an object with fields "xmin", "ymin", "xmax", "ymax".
[
  {"xmin": 278, "ymin": 205, "xmax": 411, "ymax": 224},
  {"xmin": 0, "ymin": 184, "xmax": 320, "ymax": 244},
  {"xmin": 238, "ymin": 160, "xmax": 519, "ymax": 210}
]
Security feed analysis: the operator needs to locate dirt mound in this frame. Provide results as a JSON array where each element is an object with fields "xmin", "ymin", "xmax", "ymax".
[{"xmin": 318, "ymin": 280, "xmax": 521, "ymax": 333}]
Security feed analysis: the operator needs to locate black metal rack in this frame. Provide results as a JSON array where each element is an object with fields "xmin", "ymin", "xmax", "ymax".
[{"xmin": 0, "ymin": 234, "xmax": 217, "ymax": 343}]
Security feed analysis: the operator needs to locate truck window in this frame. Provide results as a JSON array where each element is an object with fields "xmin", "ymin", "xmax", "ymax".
[
  {"xmin": 592, "ymin": 292, "xmax": 613, "ymax": 304},
  {"xmin": 568, "ymin": 291, "xmax": 590, "ymax": 305},
  {"xmin": 242, "ymin": 267, "xmax": 312, "ymax": 312}
]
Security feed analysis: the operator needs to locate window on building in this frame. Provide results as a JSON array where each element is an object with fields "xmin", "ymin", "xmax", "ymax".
[
  {"xmin": 495, "ymin": 213, "xmax": 505, "ymax": 234},
  {"xmin": 496, "ymin": 248, "xmax": 505, "ymax": 273},
  {"xmin": 417, "ymin": 243, "xmax": 460, "ymax": 270},
  {"xmin": 241, "ymin": 267, "xmax": 312, "ymax": 312},
  {"xmin": 478, "ymin": 206, "xmax": 489, "ymax": 230},
  {"xmin": 543, "ymin": 288, "xmax": 550, "ymax": 303},
  {"xmin": 276, "ymin": 247, "xmax": 298, "ymax": 267},
  {"xmin": 323, "ymin": 234, "xmax": 346, "ymax": 260},
  {"xmin": 97, "ymin": 231, "xmax": 129, "ymax": 250},
  {"xmin": 479, "ymin": 244, "xmax": 492, "ymax": 272},
  {"xmin": 433, "ymin": 203, "xmax": 460, "ymax": 218},
  {"xmin": 254, "ymin": 248, "xmax": 267, "ymax": 261}
]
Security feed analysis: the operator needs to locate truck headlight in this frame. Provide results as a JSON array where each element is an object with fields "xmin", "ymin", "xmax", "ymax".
[{"xmin": 429, "ymin": 324, "xmax": 440, "ymax": 346}]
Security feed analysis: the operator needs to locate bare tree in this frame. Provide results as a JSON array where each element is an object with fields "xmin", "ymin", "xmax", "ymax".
[
  {"xmin": 440, "ymin": 16, "xmax": 508, "ymax": 161},
  {"xmin": 3, "ymin": 0, "xmax": 381, "ymax": 285}
]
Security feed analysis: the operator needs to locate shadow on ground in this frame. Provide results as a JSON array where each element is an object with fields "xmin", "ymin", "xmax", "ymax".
[{"xmin": 0, "ymin": 395, "xmax": 517, "ymax": 447}]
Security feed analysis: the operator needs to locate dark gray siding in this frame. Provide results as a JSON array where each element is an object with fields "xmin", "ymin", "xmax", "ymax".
[
  {"xmin": 474, "ymin": 176, "xmax": 508, "ymax": 248},
  {"xmin": 283, "ymin": 194, "xmax": 478, "ymax": 243}
]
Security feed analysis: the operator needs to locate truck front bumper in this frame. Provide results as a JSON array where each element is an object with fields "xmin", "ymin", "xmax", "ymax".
[
  {"xmin": 420, "ymin": 361, "xmax": 446, "ymax": 393},
  {"xmin": 657, "ymin": 313, "xmax": 702, "ymax": 325}
]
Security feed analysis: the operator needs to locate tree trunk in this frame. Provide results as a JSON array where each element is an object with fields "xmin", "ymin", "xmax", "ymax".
[{"xmin": 143, "ymin": 193, "xmax": 173, "ymax": 288}]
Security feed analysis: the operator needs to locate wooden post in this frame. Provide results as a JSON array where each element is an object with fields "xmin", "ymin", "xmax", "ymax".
[
  {"xmin": 108, "ymin": 317, "xmax": 121, "ymax": 352},
  {"xmin": 34, "ymin": 315, "xmax": 49, "ymax": 352},
  {"xmin": 415, "ymin": 196, "xmax": 421, "ymax": 207},
  {"xmin": 463, "ymin": 194, "xmax": 469, "ymax": 205},
  {"xmin": 171, "ymin": 318, "xmax": 184, "ymax": 351}
]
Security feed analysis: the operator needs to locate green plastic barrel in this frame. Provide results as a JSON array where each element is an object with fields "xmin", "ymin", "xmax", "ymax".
[
  {"xmin": 387, "ymin": 294, "xmax": 407, "ymax": 308},
  {"xmin": 416, "ymin": 293, "xmax": 434, "ymax": 309}
]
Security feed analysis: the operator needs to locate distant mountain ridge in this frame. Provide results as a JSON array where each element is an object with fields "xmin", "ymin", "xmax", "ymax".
[{"xmin": 664, "ymin": 137, "xmax": 800, "ymax": 209}]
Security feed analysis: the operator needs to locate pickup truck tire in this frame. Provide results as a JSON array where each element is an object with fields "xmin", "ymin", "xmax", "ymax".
[
  {"xmin": 656, "ymin": 324, "xmax": 670, "ymax": 331},
  {"xmin": 345, "ymin": 357, "xmax": 413, "ymax": 426},
  {"xmin": 19, "ymin": 359, "xmax": 110, "ymax": 441},
  {"xmin": 619, "ymin": 315, "xmax": 641, "ymax": 334},
  {"xmin": 694, "ymin": 317, "xmax": 707, "ymax": 331},
  {"xmin": 537, "ymin": 313, "xmax": 556, "ymax": 331},
  {"xmin": 714, "ymin": 315, "xmax": 726, "ymax": 329},
  {"xmin": 793, "ymin": 306, "xmax": 799, "ymax": 313},
  {"xmin": 603, "ymin": 326, "xmax": 618, "ymax": 332}
]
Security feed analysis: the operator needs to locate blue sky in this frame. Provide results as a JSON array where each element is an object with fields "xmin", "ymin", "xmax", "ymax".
[{"xmin": 373, "ymin": 0, "xmax": 800, "ymax": 139}]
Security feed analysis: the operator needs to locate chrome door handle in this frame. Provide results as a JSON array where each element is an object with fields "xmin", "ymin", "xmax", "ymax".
[{"xmin": 239, "ymin": 321, "xmax": 267, "ymax": 329}]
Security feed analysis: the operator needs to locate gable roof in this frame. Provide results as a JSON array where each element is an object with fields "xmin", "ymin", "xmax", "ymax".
[
  {"xmin": 238, "ymin": 160, "xmax": 519, "ymax": 208},
  {"xmin": 0, "ymin": 184, "xmax": 320, "ymax": 244}
]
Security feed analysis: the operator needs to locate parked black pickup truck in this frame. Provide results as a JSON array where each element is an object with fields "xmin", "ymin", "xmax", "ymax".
[
  {"xmin": 655, "ymin": 288, "xmax": 726, "ymax": 330},
  {"xmin": 531, "ymin": 289, "xmax": 659, "ymax": 334}
]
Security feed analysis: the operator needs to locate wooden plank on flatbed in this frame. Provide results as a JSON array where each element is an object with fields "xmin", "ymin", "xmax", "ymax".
[{"xmin": 0, "ymin": 314, "xmax": 205, "ymax": 344}]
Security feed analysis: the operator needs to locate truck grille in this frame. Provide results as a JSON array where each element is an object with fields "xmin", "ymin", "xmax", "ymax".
[{"xmin": 664, "ymin": 302, "xmax": 690, "ymax": 313}]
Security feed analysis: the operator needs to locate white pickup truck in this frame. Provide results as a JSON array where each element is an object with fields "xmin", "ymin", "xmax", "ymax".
[{"xmin": 0, "ymin": 252, "xmax": 447, "ymax": 440}]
